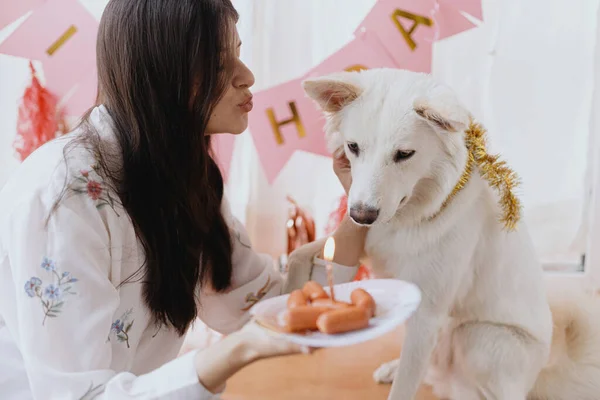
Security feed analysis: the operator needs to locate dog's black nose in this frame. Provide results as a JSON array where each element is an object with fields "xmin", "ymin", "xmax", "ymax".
[{"xmin": 349, "ymin": 204, "xmax": 380, "ymax": 225}]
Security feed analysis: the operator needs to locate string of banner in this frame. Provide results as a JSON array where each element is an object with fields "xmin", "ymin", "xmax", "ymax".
[{"xmin": 0, "ymin": 0, "xmax": 482, "ymax": 183}]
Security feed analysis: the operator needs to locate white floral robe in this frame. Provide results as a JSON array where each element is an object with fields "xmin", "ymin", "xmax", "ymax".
[{"xmin": 0, "ymin": 105, "xmax": 358, "ymax": 400}]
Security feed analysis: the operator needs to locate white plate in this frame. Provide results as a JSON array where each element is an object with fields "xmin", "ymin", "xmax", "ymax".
[{"xmin": 250, "ymin": 279, "xmax": 421, "ymax": 348}]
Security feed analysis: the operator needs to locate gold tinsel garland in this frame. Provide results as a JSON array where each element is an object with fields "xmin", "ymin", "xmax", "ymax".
[{"xmin": 435, "ymin": 121, "xmax": 522, "ymax": 231}]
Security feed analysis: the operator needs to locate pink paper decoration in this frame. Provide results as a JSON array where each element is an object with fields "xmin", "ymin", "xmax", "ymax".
[
  {"xmin": 63, "ymin": 65, "xmax": 98, "ymax": 117},
  {"xmin": 443, "ymin": 0, "xmax": 483, "ymax": 21},
  {"xmin": 211, "ymin": 133, "xmax": 236, "ymax": 182},
  {"xmin": 248, "ymin": 78, "xmax": 329, "ymax": 183},
  {"xmin": 433, "ymin": 1, "xmax": 478, "ymax": 41},
  {"xmin": 354, "ymin": 0, "xmax": 436, "ymax": 73},
  {"xmin": 0, "ymin": 0, "xmax": 45, "ymax": 30},
  {"xmin": 303, "ymin": 30, "xmax": 398, "ymax": 78},
  {"xmin": 0, "ymin": 0, "xmax": 98, "ymax": 100}
]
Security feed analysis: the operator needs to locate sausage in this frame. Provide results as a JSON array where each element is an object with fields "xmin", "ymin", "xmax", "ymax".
[
  {"xmin": 284, "ymin": 305, "xmax": 330, "ymax": 332},
  {"xmin": 350, "ymin": 288, "xmax": 376, "ymax": 317},
  {"xmin": 287, "ymin": 289, "xmax": 308, "ymax": 309},
  {"xmin": 311, "ymin": 298, "xmax": 352, "ymax": 309},
  {"xmin": 316, "ymin": 307, "xmax": 370, "ymax": 334},
  {"xmin": 302, "ymin": 281, "xmax": 329, "ymax": 301}
]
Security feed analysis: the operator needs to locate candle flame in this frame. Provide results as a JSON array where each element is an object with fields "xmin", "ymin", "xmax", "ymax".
[{"xmin": 324, "ymin": 237, "xmax": 335, "ymax": 261}]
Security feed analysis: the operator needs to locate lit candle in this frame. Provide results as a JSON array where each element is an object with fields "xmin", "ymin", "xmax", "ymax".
[{"xmin": 323, "ymin": 237, "xmax": 336, "ymax": 301}]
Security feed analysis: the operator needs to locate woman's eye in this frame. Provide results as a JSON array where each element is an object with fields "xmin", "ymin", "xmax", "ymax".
[
  {"xmin": 347, "ymin": 142, "xmax": 360, "ymax": 156},
  {"xmin": 394, "ymin": 150, "xmax": 415, "ymax": 163}
]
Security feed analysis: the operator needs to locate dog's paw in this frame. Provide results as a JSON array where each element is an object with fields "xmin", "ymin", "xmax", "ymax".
[{"xmin": 373, "ymin": 358, "xmax": 400, "ymax": 384}]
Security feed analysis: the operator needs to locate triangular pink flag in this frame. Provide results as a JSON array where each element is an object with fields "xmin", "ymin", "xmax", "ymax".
[
  {"xmin": 303, "ymin": 30, "xmax": 397, "ymax": 78},
  {"xmin": 434, "ymin": 1, "xmax": 478, "ymax": 40},
  {"xmin": 63, "ymin": 66, "xmax": 98, "ymax": 118},
  {"xmin": 0, "ymin": 0, "xmax": 98, "ymax": 99},
  {"xmin": 0, "ymin": 0, "xmax": 45, "ymax": 30},
  {"xmin": 443, "ymin": 0, "xmax": 483, "ymax": 21},
  {"xmin": 353, "ymin": 0, "xmax": 436, "ymax": 73},
  {"xmin": 248, "ymin": 77, "xmax": 329, "ymax": 184},
  {"xmin": 211, "ymin": 133, "xmax": 236, "ymax": 182}
]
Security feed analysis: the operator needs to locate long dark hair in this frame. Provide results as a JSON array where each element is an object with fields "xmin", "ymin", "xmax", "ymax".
[{"xmin": 66, "ymin": 0, "xmax": 238, "ymax": 335}]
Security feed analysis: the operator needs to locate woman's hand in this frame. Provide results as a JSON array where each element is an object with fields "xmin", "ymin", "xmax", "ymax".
[
  {"xmin": 237, "ymin": 321, "xmax": 310, "ymax": 361},
  {"xmin": 194, "ymin": 322, "xmax": 309, "ymax": 393},
  {"xmin": 333, "ymin": 151, "xmax": 352, "ymax": 195}
]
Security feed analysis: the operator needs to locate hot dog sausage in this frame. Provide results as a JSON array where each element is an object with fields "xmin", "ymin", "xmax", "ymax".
[
  {"xmin": 311, "ymin": 298, "xmax": 352, "ymax": 309},
  {"xmin": 350, "ymin": 288, "xmax": 376, "ymax": 317},
  {"xmin": 287, "ymin": 289, "xmax": 308, "ymax": 309},
  {"xmin": 284, "ymin": 305, "xmax": 330, "ymax": 332},
  {"xmin": 302, "ymin": 281, "xmax": 329, "ymax": 301},
  {"xmin": 316, "ymin": 307, "xmax": 370, "ymax": 334}
]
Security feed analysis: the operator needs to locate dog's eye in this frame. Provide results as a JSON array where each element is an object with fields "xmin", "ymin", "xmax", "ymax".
[
  {"xmin": 394, "ymin": 150, "xmax": 415, "ymax": 163},
  {"xmin": 347, "ymin": 142, "xmax": 360, "ymax": 156}
]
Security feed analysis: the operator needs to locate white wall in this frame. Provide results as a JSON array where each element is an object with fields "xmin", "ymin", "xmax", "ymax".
[
  {"xmin": 1, "ymin": 0, "xmax": 598, "ymax": 267},
  {"xmin": 433, "ymin": 0, "xmax": 598, "ymax": 265}
]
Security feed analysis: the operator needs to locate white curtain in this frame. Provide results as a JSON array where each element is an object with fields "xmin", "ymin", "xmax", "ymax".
[
  {"xmin": 437, "ymin": 0, "xmax": 598, "ymax": 266},
  {"xmin": 583, "ymin": 1, "xmax": 600, "ymax": 286}
]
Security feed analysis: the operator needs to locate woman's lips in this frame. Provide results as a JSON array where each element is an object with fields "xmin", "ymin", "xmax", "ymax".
[{"xmin": 239, "ymin": 96, "xmax": 253, "ymax": 112}]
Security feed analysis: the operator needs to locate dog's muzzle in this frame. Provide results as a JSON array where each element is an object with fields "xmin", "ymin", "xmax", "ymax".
[{"xmin": 349, "ymin": 203, "xmax": 380, "ymax": 225}]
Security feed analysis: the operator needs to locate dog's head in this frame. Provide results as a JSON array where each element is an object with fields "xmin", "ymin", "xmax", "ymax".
[{"xmin": 303, "ymin": 68, "xmax": 471, "ymax": 226}]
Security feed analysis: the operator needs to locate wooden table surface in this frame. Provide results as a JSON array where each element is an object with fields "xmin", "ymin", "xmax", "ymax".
[{"xmin": 223, "ymin": 326, "xmax": 437, "ymax": 400}]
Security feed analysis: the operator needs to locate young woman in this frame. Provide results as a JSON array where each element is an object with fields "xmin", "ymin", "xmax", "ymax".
[{"xmin": 0, "ymin": 1, "xmax": 366, "ymax": 399}]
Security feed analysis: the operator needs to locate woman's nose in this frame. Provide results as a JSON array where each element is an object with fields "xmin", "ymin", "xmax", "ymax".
[{"xmin": 234, "ymin": 61, "xmax": 255, "ymax": 89}]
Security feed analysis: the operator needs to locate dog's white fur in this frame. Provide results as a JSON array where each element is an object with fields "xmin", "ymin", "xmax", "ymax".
[{"xmin": 303, "ymin": 68, "xmax": 600, "ymax": 400}]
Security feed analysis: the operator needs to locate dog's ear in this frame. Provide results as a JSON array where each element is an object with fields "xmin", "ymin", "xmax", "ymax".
[
  {"xmin": 413, "ymin": 93, "xmax": 471, "ymax": 133},
  {"xmin": 302, "ymin": 74, "xmax": 362, "ymax": 113}
]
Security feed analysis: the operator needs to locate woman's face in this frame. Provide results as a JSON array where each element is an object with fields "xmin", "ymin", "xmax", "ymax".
[{"xmin": 206, "ymin": 27, "xmax": 255, "ymax": 135}]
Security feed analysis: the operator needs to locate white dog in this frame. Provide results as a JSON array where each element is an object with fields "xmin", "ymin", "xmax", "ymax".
[{"xmin": 302, "ymin": 68, "xmax": 600, "ymax": 400}]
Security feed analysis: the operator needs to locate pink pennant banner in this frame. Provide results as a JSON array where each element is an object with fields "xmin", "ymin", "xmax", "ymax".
[
  {"xmin": 0, "ymin": 0, "xmax": 482, "ymax": 186},
  {"xmin": 248, "ymin": 78, "xmax": 329, "ymax": 183},
  {"xmin": 303, "ymin": 30, "xmax": 398, "ymax": 78},
  {"xmin": 433, "ymin": 1, "xmax": 478, "ymax": 41},
  {"xmin": 0, "ymin": 0, "xmax": 98, "ymax": 100},
  {"xmin": 63, "ymin": 65, "xmax": 98, "ymax": 117},
  {"xmin": 0, "ymin": 0, "xmax": 45, "ymax": 30},
  {"xmin": 211, "ymin": 133, "xmax": 236, "ymax": 182},
  {"xmin": 442, "ymin": 0, "xmax": 483, "ymax": 21},
  {"xmin": 354, "ymin": 0, "xmax": 435, "ymax": 73}
]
